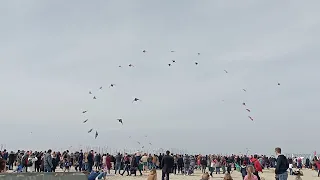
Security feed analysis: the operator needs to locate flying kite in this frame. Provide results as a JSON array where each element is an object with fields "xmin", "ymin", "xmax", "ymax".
[
  {"xmin": 278, "ymin": 82, "xmax": 281, "ymax": 85},
  {"xmin": 132, "ymin": 98, "xmax": 141, "ymax": 103},
  {"xmin": 110, "ymin": 84, "xmax": 116, "ymax": 88},
  {"xmin": 172, "ymin": 60, "xmax": 176, "ymax": 63},
  {"xmin": 224, "ymin": 70, "xmax": 228, "ymax": 73},
  {"xmin": 168, "ymin": 63, "xmax": 172, "ymax": 66},
  {"xmin": 82, "ymin": 111, "xmax": 87, "ymax": 114},
  {"xmin": 95, "ymin": 131, "xmax": 99, "ymax": 139},
  {"xmin": 93, "ymin": 96, "xmax": 97, "ymax": 99},
  {"xmin": 243, "ymin": 89, "xmax": 247, "ymax": 92},
  {"xmin": 248, "ymin": 116, "xmax": 254, "ymax": 121},
  {"xmin": 143, "ymin": 50, "xmax": 146, "ymax": 53},
  {"xmin": 83, "ymin": 119, "xmax": 88, "ymax": 123},
  {"xmin": 117, "ymin": 118, "xmax": 123, "ymax": 125},
  {"xmin": 88, "ymin": 128, "xmax": 93, "ymax": 133},
  {"xmin": 129, "ymin": 64, "xmax": 134, "ymax": 67},
  {"xmin": 246, "ymin": 109, "xmax": 251, "ymax": 112},
  {"xmin": 242, "ymin": 103, "xmax": 246, "ymax": 106},
  {"xmin": 198, "ymin": 52, "xmax": 200, "ymax": 55},
  {"xmin": 195, "ymin": 62, "xmax": 198, "ymax": 65}
]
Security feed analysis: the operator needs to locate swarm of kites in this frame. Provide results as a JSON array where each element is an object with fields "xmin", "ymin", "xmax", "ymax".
[{"xmin": 80, "ymin": 49, "xmax": 282, "ymax": 148}]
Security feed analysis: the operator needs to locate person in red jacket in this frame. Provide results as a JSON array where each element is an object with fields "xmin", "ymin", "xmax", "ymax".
[
  {"xmin": 250, "ymin": 155, "xmax": 262, "ymax": 180},
  {"xmin": 316, "ymin": 160, "xmax": 320, "ymax": 177}
]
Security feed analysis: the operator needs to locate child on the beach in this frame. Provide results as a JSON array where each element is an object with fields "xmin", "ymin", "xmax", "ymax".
[
  {"xmin": 240, "ymin": 161, "xmax": 247, "ymax": 179},
  {"xmin": 147, "ymin": 168, "xmax": 157, "ymax": 180},
  {"xmin": 63, "ymin": 159, "xmax": 70, "ymax": 172},
  {"xmin": 244, "ymin": 165, "xmax": 258, "ymax": 180},
  {"xmin": 200, "ymin": 172, "xmax": 210, "ymax": 180},
  {"xmin": 224, "ymin": 173, "xmax": 233, "ymax": 180}
]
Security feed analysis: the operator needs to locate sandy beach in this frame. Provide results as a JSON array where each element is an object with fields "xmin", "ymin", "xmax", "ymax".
[{"xmin": 93, "ymin": 169, "xmax": 318, "ymax": 180}]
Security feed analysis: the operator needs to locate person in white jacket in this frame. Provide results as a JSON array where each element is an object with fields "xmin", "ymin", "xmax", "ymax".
[{"xmin": 28, "ymin": 155, "xmax": 38, "ymax": 172}]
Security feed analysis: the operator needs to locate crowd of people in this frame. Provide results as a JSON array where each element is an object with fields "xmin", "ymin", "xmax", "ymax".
[{"xmin": 0, "ymin": 147, "xmax": 319, "ymax": 180}]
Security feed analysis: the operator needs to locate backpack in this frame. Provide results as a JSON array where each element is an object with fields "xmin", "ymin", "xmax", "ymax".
[{"xmin": 21, "ymin": 155, "xmax": 27, "ymax": 166}]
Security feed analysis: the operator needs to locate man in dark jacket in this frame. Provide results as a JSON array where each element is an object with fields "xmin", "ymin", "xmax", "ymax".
[
  {"xmin": 8, "ymin": 151, "xmax": 15, "ymax": 170},
  {"xmin": 87, "ymin": 150, "xmax": 94, "ymax": 172},
  {"xmin": 275, "ymin": 147, "xmax": 289, "ymax": 180},
  {"xmin": 79, "ymin": 150, "xmax": 84, "ymax": 171},
  {"xmin": 161, "ymin": 150, "xmax": 174, "ymax": 180}
]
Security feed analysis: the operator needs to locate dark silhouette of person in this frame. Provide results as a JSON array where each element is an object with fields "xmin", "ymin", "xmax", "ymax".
[{"xmin": 161, "ymin": 150, "xmax": 174, "ymax": 180}]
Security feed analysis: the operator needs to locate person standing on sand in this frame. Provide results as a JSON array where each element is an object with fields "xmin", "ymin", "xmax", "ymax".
[
  {"xmin": 244, "ymin": 165, "xmax": 258, "ymax": 180},
  {"xmin": 87, "ymin": 150, "xmax": 94, "ymax": 172},
  {"xmin": 250, "ymin": 155, "xmax": 262, "ymax": 180},
  {"xmin": 79, "ymin": 150, "xmax": 84, "ymax": 171},
  {"xmin": 184, "ymin": 154, "xmax": 190, "ymax": 176},
  {"xmin": 161, "ymin": 150, "xmax": 174, "ymax": 180},
  {"xmin": 275, "ymin": 147, "xmax": 289, "ymax": 180},
  {"xmin": 115, "ymin": 152, "xmax": 122, "ymax": 174},
  {"xmin": 44, "ymin": 149, "xmax": 53, "ymax": 172}
]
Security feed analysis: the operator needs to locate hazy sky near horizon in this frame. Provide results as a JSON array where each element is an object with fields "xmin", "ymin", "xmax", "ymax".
[{"xmin": 1, "ymin": 0, "xmax": 320, "ymax": 154}]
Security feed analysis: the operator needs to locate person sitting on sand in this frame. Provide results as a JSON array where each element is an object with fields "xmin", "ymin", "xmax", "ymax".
[
  {"xmin": 224, "ymin": 173, "xmax": 233, "ymax": 180},
  {"xmin": 147, "ymin": 168, "xmax": 157, "ymax": 180},
  {"xmin": 244, "ymin": 165, "xmax": 258, "ymax": 180},
  {"xmin": 200, "ymin": 172, "xmax": 210, "ymax": 180}
]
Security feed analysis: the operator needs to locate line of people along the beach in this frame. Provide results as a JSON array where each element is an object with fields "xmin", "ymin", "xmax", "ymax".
[{"xmin": 0, "ymin": 147, "xmax": 320, "ymax": 180}]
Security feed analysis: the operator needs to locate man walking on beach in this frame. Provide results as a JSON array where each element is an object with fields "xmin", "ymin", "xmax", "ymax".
[
  {"xmin": 275, "ymin": 147, "xmax": 289, "ymax": 180},
  {"xmin": 87, "ymin": 150, "xmax": 94, "ymax": 172},
  {"xmin": 44, "ymin": 149, "xmax": 53, "ymax": 172},
  {"xmin": 161, "ymin": 150, "xmax": 174, "ymax": 180}
]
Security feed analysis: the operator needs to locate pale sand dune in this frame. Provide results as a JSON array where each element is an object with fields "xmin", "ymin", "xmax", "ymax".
[{"xmin": 104, "ymin": 169, "xmax": 319, "ymax": 180}]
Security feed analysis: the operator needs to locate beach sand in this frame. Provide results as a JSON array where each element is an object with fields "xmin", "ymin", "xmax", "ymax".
[
  {"xmin": 7, "ymin": 167, "xmax": 319, "ymax": 179},
  {"xmin": 102, "ymin": 169, "xmax": 318, "ymax": 180}
]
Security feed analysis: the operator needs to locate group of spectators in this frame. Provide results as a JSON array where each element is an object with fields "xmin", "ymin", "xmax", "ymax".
[{"xmin": 0, "ymin": 147, "xmax": 319, "ymax": 180}]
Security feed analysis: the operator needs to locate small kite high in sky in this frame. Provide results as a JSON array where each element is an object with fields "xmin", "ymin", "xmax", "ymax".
[
  {"xmin": 168, "ymin": 63, "xmax": 172, "ymax": 66},
  {"xmin": 132, "ymin": 98, "xmax": 141, "ymax": 103},
  {"xmin": 242, "ymin": 103, "xmax": 246, "ymax": 106},
  {"xmin": 95, "ymin": 131, "xmax": 99, "ymax": 139},
  {"xmin": 248, "ymin": 116, "xmax": 254, "ymax": 121},
  {"xmin": 246, "ymin": 109, "xmax": 251, "ymax": 112},
  {"xmin": 110, "ymin": 84, "xmax": 116, "ymax": 88},
  {"xmin": 99, "ymin": 86, "xmax": 103, "ymax": 90},
  {"xmin": 170, "ymin": 50, "xmax": 175, "ymax": 52},
  {"xmin": 117, "ymin": 118, "xmax": 123, "ymax": 125},
  {"xmin": 93, "ymin": 96, "xmax": 97, "ymax": 99},
  {"xmin": 224, "ymin": 70, "xmax": 228, "ymax": 73},
  {"xmin": 83, "ymin": 119, "xmax": 88, "ymax": 123},
  {"xmin": 243, "ymin": 89, "xmax": 247, "ymax": 92},
  {"xmin": 172, "ymin": 60, "xmax": 176, "ymax": 63},
  {"xmin": 278, "ymin": 82, "xmax": 281, "ymax": 85},
  {"xmin": 129, "ymin": 64, "xmax": 134, "ymax": 67},
  {"xmin": 82, "ymin": 110, "xmax": 87, "ymax": 114},
  {"xmin": 195, "ymin": 62, "xmax": 198, "ymax": 65},
  {"xmin": 88, "ymin": 128, "xmax": 93, "ymax": 133},
  {"xmin": 142, "ymin": 50, "xmax": 146, "ymax": 53},
  {"xmin": 89, "ymin": 91, "xmax": 92, "ymax": 94}
]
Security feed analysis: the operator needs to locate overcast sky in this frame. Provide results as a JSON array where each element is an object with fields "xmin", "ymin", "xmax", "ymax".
[{"xmin": 1, "ymin": 0, "xmax": 319, "ymax": 155}]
